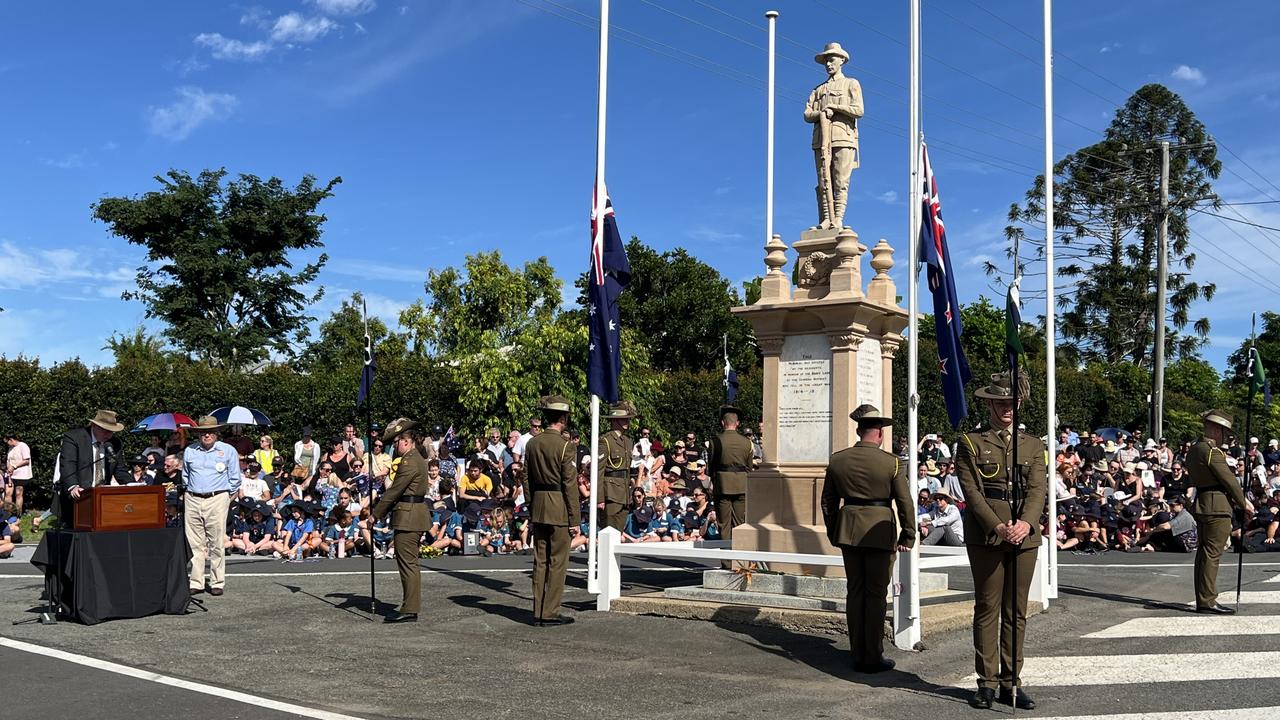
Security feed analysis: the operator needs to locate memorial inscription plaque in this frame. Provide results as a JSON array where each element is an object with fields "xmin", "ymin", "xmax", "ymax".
[
  {"xmin": 777, "ymin": 333, "xmax": 832, "ymax": 462},
  {"xmin": 856, "ymin": 336, "xmax": 883, "ymax": 410}
]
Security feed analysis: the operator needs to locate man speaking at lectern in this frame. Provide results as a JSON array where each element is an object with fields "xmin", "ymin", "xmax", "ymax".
[{"xmin": 57, "ymin": 409, "xmax": 125, "ymax": 520}]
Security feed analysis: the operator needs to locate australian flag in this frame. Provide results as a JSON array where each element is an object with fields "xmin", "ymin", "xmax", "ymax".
[
  {"xmin": 920, "ymin": 142, "xmax": 971, "ymax": 428},
  {"xmin": 587, "ymin": 183, "xmax": 631, "ymax": 403}
]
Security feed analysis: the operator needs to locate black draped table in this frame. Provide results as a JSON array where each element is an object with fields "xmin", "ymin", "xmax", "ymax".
[{"xmin": 31, "ymin": 528, "xmax": 191, "ymax": 625}]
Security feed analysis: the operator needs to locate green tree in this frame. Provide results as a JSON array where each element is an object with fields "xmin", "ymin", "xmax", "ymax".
[
  {"xmin": 92, "ymin": 169, "xmax": 339, "ymax": 368},
  {"xmin": 574, "ymin": 238, "xmax": 757, "ymax": 374},
  {"xmin": 999, "ymin": 84, "xmax": 1219, "ymax": 366},
  {"xmin": 304, "ymin": 292, "xmax": 408, "ymax": 371},
  {"xmin": 103, "ymin": 327, "xmax": 172, "ymax": 366}
]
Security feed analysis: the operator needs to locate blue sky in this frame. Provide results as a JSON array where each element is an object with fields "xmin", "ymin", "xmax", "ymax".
[{"xmin": 1, "ymin": 0, "xmax": 1276, "ymax": 373}]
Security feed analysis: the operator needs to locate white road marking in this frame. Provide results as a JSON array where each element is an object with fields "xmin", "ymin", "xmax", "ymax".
[
  {"xmin": 0, "ymin": 636, "xmax": 366, "ymax": 720},
  {"xmin": 967, "ymin": 651, "xmax": 1280, "ymax": 686},
  {"xmin": 1238, "ymin": 591, "xmax": 1280, "ymax": 604},
  {"xmin": 1030, "ymin": 707, "xmax": 1280, "ymax": 720},
  {"xmin": 0, "ymin": 566, "xmax": 699, "ymax": 580},
  {"xmin": 1083, "ymin": 615, "xmax": 1280, "ymax": 638}
]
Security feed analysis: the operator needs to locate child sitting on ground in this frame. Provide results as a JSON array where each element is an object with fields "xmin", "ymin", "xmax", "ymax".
[
  {"xmin": 273, "ymin": 504, "xmax": 318, "ymax": 560},
  {"xmin": 321, "ymin": 507, "xmax": 358, "ymax": 558}
]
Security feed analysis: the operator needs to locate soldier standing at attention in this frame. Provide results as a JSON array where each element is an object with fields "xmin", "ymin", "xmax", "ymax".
[
  {"xmin": 709, "ymin": 405, "xmax": 754, "ymax": 544},
  {"xmin": 820, "ymin": 405, "xmax": 914, "ymax": 673},
  {"xmin": 522, "ymin": 395, "xmax": 579, "ymax": 626},
  {"xmin": 956, "ymin": 372, "xmax": 1046, "ymax": 710},
  {"xmin": 803, "ymin": 41, "xmax": 863, "ymax": 230},
  {"xmin": 1188, "ymin": 409, "xmax": 1253, "ymax": 614},
  {"xmin": 598, "ymin": 401, "xmax": 636, "ymax": 533},
  {"xmin": 371, "ymin": 418, "xmax": 430, "ymax": 624}
]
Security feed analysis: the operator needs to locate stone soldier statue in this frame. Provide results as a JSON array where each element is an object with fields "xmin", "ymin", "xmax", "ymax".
[
  {"xmin": 804, "ymin": 41, "xmax": 863, "ymax": 230},
  {"xmin": 1187, "ymin": 409, "xmax": 1253, "ymax": 614},
  {"xmin": 597, "ymin": 401, "xmax": 637, "ymax": 533},
  {"xmin": 709, "ymin": 404, "xmax": 754, "ymax": 544},
  {"xmin": 956, "ymin": 371, "xmax": 1047, "ymax": 710},
  {"xmin": 820, "ymin": 404, "xmax": 915, "ymax": 673},
  {"xmin": 521, "ymin": 395, "xmax": 580, "ymax": 626},
  {"xmin": 371, "ymin": 417, "xmax": 431, "ymax": 623}
]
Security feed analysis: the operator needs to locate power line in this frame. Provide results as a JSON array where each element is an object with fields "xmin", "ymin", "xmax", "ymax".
[{"xmin": 1193, "ymin": 209, "xmax": 1280, "ymax": 237}]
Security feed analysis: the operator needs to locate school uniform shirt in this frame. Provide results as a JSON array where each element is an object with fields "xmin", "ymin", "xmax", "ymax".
[
  {"xmin": 283, "ymin": 518, "xmax": 315, "ymax": 545},
  {"xmin": 247, "ymin": 517, "xmax": 276, "ymax": 542},
  {"xmin": 324, "ymin": 522, "xmax": 357, "ymax": 542}
]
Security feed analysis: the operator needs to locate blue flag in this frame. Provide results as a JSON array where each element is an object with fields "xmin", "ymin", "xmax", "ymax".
[
  {"xmin": 919, "ymin": 142, "xmax": 971, "ymax": 427},
  {"xmin": 587, "ymin": 185, "xmax": 630, "ymax": 402}
]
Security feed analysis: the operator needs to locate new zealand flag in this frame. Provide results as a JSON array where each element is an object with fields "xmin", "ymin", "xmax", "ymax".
[
  {"xmin": 919, "ymin": 142, "xmax": 972, "ymax": 427},
  {"xmin": 587, "ymin": 184, "xmax": 631, "ymax": 402}
]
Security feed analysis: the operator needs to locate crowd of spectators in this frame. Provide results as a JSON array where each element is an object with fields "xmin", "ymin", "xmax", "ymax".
[
  {"xmin": 909, "ymin": 427, "xmax": 1280, "ymax": 555},
  {"xmin": 77, "ymin": 419, "xmax": 767, "ymax": 562}
]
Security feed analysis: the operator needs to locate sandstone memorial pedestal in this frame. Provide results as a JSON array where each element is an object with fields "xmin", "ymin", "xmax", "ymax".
[{"xmin": 730, "ymin": 226, "xmax": 908, "ymax": 576}]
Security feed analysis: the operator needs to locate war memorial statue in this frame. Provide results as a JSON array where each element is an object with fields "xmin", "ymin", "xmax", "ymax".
[{"xmin": 804, "ymin": 41, "xmax": 863, "ymax": 230}]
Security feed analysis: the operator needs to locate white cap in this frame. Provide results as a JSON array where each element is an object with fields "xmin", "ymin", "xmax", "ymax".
[
  {"xmin": 925, "ymin": 433, "xmax": 937, "ymax": 441},
  {"xmin": 1270, "ymin": 439, "xmax": 1279, "ymax": 447},
  {"xmin": 1144, "ymin": 438, "xmax": 1158, "ymax": 450},
  {"xmin": 1251, "ymin": 437, "xmax": 1260, "ymax": 444}
]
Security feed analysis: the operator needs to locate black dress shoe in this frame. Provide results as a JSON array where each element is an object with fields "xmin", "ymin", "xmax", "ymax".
[
  {"xmin": 208, "ymin": 587, "xmax": 224, "ymax": 597},
  {"xmin": 536, "ymin": 616, "xmax": 575, "ymax": 627},
  {"xmin": 854, "ymin": 658, "xmax": 896, "ymax": 673},
  {"xmin": 1196, "ymin": 603, "xmax": 1236, "ymax": 615},
  {"xmin": 969, "ymin": 687, "xmax": 995, "ymax": 709},
  {"xmin": 383, "ymin": 612, "xmax": 418, "ymax": 624},
  {"xmin": 998, "ymin": 687, "xmax": 1036, "ymax": 710}
]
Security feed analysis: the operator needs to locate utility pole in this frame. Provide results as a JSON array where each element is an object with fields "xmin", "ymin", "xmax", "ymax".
[{"xmin": 1151, "ymin": 140, "xmax": 1170, "ymax": 439}]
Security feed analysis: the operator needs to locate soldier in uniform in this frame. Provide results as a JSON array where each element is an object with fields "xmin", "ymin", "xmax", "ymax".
[
  {"xmin": 820, "ymin": 404, "xmax": 914, "ymax": 673},
  {"xmin": 709, "ymin": 404, "xmax": 754, "ymax": 544},
  {"xmin": 597, "ymin": 401, "xmax": 636, "ymax": 533},
  {"xmin": 1188, "ymin": 409, "xmax": 1254, "ymax": 614},
  {"xmin": 956, "ymin": 372, "xmax": 1046, "ymax": 710},
  {"xmin": 522, "ymin": 395, "xmax": 579, "ymax": 626},
  {"xmin": 803, "ymin": 41, "xmax": 863, "ymax": 230},
  {"xmin": 371, "ymin": 418, "xmax": 430, "ymax": 623}
]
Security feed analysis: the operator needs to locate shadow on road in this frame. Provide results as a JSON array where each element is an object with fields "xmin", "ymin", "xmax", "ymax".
[
  {"xmin": 275, "ymin": 582, "xmax": 378, "ymax": 620},
  {"xmin": 1059, "ymin": 584, "xmax": 1197, "ymax": 613}
]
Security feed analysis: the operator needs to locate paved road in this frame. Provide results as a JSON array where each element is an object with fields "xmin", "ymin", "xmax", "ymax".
[{"xmin": 3, "ymin": 549, "xmax": 1279, "ymax": 719}]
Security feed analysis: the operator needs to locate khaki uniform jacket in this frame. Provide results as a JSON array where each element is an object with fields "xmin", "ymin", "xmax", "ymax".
[
  {"xmin": 1187, "ymin": 439, "xmax": 1248, "ymax": 517},
  {"xmin": 956, "ymin": 429, "xmax": 1047, "ymax": 549},
  {"xmin": 710, "ymin": 431, "xmax": 754, "ymax": 496},
  {"xmin": 804, "ymin": 75, "xmax": 863, "ymax": 153},
  {"xmin": 522, "ymin": 431, "xmax": 579, "ymax": 527},
  {"xmin": 596, "ymin": 430, "xmax": 632, "ymax": 505},
  {"xmin": 372, "ymin": 445, "xmax": 431, "ymax": 532},
  {"xmin": 820, "ymin": 441, "xmax": 915, "ymax": 550}
]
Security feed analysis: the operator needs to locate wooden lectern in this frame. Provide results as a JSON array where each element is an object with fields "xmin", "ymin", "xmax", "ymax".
[{"xmin": 73, "ymin": 485, "xmax": 166, "ymax": 532}]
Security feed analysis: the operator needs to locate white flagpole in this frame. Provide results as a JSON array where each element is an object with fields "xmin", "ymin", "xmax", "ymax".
[
  {"xmin": 765, "ymin": 10, "xmax": 777, "ymax": 248},
  {"xmin": 895, "ymin": 0, "xmax": 922, "ymax": 652},
  {"xmin": 1043, "ymin": 0, "xmax": 1058, "ymax": 601},
  {"xmin": 587, "ymin": 0, "xmax": 610, "ymax": 595}
]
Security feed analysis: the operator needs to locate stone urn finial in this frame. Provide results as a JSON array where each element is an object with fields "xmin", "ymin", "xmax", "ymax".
[
  {"xmin": 759, "ymin": 233, "xmax": 792, "ymax": 302},
  {"xmin": 764, "ymin": 233, "xmax": 788, "ymax": 275},
  {"xmin": 868, "ymin": 238, "xmax": 896, "ymax": 304}
]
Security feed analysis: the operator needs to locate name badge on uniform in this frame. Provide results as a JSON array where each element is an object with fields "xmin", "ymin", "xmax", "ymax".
[{"xmin": 215, "ymin": 462, "xmax": 226, "ymax": 472}]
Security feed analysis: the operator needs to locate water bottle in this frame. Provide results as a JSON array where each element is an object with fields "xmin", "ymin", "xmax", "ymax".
[{"xmin": 294, "ymin": 546, "xmax": 304, "ymax": 561}]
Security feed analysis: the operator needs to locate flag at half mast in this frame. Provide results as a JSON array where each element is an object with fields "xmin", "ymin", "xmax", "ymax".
[
  {"xmin": 919, "ymin": 141, "xmax": 972, "ymax": 427},
  {"xmin": 587, "ymin": 183, "xmax": 631, "ymax": 403}
]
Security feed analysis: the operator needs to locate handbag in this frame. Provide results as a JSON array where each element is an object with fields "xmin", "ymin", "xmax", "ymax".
[{"xmin": 291, "ymin": 465, "xmax": 308, "ymax": 480}]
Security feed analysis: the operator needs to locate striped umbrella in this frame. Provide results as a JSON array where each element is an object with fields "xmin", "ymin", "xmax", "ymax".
[
  {"xmin": 130, "ymin": 412, "xmax": 197, "ymax": 433},
  {"xmin": 207, "ymin": 405, "xmax": 273, "ymax": 427}
]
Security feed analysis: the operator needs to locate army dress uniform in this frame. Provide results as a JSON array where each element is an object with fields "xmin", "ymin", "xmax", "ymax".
[
  {"xmin": 956, "ymin": 375, "xmax": 1047, "ymax": 701},
  {"xmin": 372, "ymin": 418, "xmax": 431, "ymax": 620},
  {"xmin": 710, "ymin": 406, "xmax": 754, "ymax": 543},
  {"xmin": 597, "ymin": 402, "xmax": 636, "ymax": 533},
  {"xmin": 820, "ymin": 405, "xmax": 914, "ymax": 670},
  {"xmin": 522, "ymin": 396, "xmax": 580, "ymax": 624},
  {"xmin": 1187, "ymin": 410, "xmax": 1250, "ymax": 612}
]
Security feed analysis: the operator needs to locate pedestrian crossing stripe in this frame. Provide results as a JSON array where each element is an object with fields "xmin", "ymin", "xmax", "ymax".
[
  {"xmin": 1083, "ymin": 615, "xmax": 1280, "ymax": 638},
  {"xmin": 1030, "ymin": 707, "xmax": 1280, "ymax": 720},
  {"xmin": 967, "ymin": 651, "xmax": 1280, "ymax": 686}
]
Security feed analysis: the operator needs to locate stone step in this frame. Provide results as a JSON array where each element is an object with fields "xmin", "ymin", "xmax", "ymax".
[
  {"xmin": 663, "ymin": 584, "xmax": 966, "ymax": 614},
  {"xmin": 700, "ymin": 568, "xmax": 949, "ymax": 598}
]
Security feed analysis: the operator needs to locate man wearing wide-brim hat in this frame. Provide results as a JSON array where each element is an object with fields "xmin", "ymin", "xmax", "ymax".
[
  {"xmin": 522, "ymin": 395, "xmax": 580, "ymax": 626},
  {"xmin": 182, "ymin": 415, "xmax": 243, "ymax": 597},
  {"xmin": 371, "ymin": 417, "xmax": 430, "ymax": 623},
  {"xmin": 955, "ymin": 371, "xmax": 1047, "ymax": 710},
  {"xmin": 709, "ymin": 404, "xmax": 755, "ymax": 551},
  {"xmin": 56, "ymin": 410, "xmax": 127, "ymax": 522},
  {"xmin": 803, "ymin": 41, "xmax": 863, "ymax": 230},
  {"xmin": 597, "ymin": 400, "xmax": 637, "ymax": 534},
  {"xmin": 1186, "ymin": 409, "xmax": 1253, "ymax": 615},
  {"xmin": 820, "ymin": 404, "xmax": 914, "ymax": 674}
]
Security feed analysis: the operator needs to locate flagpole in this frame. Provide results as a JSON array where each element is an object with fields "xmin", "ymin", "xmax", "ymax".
[
  {"xmin": 895, "ymin": 0, "xmax": 922, "ymax": 652},
  {"xmin": 1043, "ymin": 0, "xmax": 1058, "ymax": 601},
  {"xmin": 1238, "ymin": 313, "xmax": 1258, "ymax": 604},
  {"xmin": 765, "ymin": 10, "xmax": 777, "ymax": 248},
  {"xmin": 586, "ymin": 0, "xmax": 610, "ymax": 596},
  {"xmin": 363, "ymin": 298, "xmax": 377, "ymax": 620}
]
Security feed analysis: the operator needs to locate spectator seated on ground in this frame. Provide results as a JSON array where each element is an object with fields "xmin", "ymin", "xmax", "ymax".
[
  {"xmin": 239, "ymin": 461, "xmax": 272, "ymax": 503},
  {"xmin": 274, "ymin": 503, "xmax": 318, "ymax": 560},
  {"xmin": 232, "ymin": 501, "xmax": 277, "ymax": 555},
  {"xmin": 1134, "ymin": 497, "xmax": 1198, "ymax": 553},
  {"xmin": 321, "ymin": 507, "xmax": 358, "ymax": 558},
  {"xmin": 486, "ymin": 507, "xmax": 520, "ymax": 554},
  {"xmin": 623, "ymin": 492, "xmax": 668, "ymax": 543},
  {"xmin": 1054, "ymin": 506, "xmax": 1079, "ymax": 551},
  {"xmin": 0, "ymin": 507, "xmax": 19, "ymax": 558},
  {"xmin": 164, "ymin": 493, "xmax": 182, "ymax": 528},
  {"xmin": 368, "ymin": 510, "xmax": 393, "ymax": 559},
  {"xmin": 427, "ymin": 502, "xmax": 464, "ymax": 554},
  {"xmin": 459, "ymin": 460, "xmax": 494, "ymax": 516},
  {"xmin": 920, "ymin": 492, "xmax": 964, "ymax": 546}
]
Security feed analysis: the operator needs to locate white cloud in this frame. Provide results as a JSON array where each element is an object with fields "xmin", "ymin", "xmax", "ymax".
[
  {"xmin": 0, "ymin": 241, "xmax": 134, "ymax": 291},
  {"xmin": 42, "ymin": 151, "xmax": 88, "ymax": 169},
  {"xmin": 877, "ymin": 190, "xmax": 898, "ymax": 204},
  {"xmin": 311, "ymin": 0, "xmax": 376, "ymax": 16},
  {"xmin": 240, "ymin": 6, "xmax": 271, "ymax": 28},
  {"xmin": 354, "ymin": 21, "xmax": 367, "ymax": 34},
  {"xmin": 325, "ymin": 258, "xmax": 425, "ymax": 283},
  {"xmin": 688, "ymin": 227, "xmax": 743, "ymax": 244},
  {"xmin": 146, "ymin": 87, "xmax": 238, "ymax": 141},
  {"xmin": 271, "ymin": 13, "xmax": 338, "ymax": 43},
  {"xmin": 194, "ymin": 32, "xmax": 272, "ymax": 61},
  {"xmin": 1098, "ymin": 43, "xmax": 1121, "ymax": 54},
  {"xmin": 1171, "ymin": 64, "xmax": 1207, "ymax": 87}
]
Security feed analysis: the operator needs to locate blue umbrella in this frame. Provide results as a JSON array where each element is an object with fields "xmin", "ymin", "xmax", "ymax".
[
  {"xmin": 208, "ymin": 405, "xmax": 273, "ymax": 426},
  {"xmin": 1094, "ymin": 427, "xmax": 1127, "ymax": 442}
]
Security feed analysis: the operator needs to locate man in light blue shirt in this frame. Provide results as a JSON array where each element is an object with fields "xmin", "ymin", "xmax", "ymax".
[{"xmin": 183, "ymin": 416, "xmax": 242, "ymax": 596}]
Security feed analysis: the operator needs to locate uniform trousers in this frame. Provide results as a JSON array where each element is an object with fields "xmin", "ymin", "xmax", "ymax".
[
  {"xmin": 184, "ymin": 491, "xmax": 231, "ymax": 591},
  {"xmin": 813, "ymin": 146, "xmax": 858, "ymax": 218},
  {"xmin": 966, "ymin": 544, "xmax": 1037, "ymax": 689},
  {"xmin": 840, "ymin": 546, "xmax": 894, "ymax": 664},
  {"xmin": 602, "ymin": 500, "xmax": 628, "ymax": 533},
  {"xmin": 1193, "ymin": 513, "xmax": 1232, "ymax": 608},
  {"xmin": 532, "ymin": 523, "xmax": 570, "ymax": 620},
  {"xmin": 393, "ymin": 529, "xmax": 422, "ymax": 614},
  {"xmin": 715, "ymin": 493, "xmax": 746, "ymax": 541}
]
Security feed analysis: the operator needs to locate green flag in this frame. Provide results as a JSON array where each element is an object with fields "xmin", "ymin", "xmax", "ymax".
[
  {"xmin": 1250, "ymin": 347, "xmax": 1267, "ymax": 398},
  {"xmin": 1005, "ymin": 277, "xmax": 1024, "ymax": 372}
]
